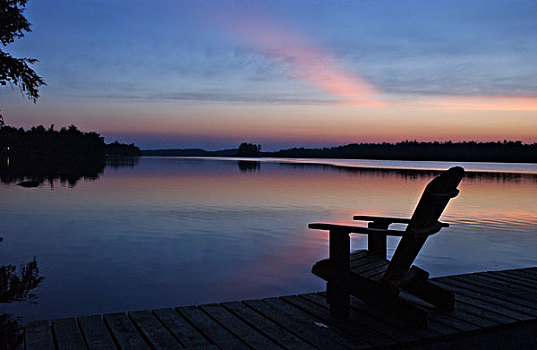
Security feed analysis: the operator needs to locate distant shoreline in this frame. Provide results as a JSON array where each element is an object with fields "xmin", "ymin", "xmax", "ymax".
[{"xmin": 142, "ymin": 141, "xmax": 537, "ymax": 164}]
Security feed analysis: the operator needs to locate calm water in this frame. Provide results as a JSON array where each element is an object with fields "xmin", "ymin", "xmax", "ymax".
[{"xmin": 1, "ymin": 157, "xmax": 536, "ymax": 323}]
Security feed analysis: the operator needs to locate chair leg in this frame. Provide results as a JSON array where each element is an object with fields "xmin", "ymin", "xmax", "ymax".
[
  {"xmin": 326, "ymin": 282, "xmax": 350, "ymax": 318},
  {"xmin": 326, "ymin": 229, "xmax": 351, "ymax": 317}
]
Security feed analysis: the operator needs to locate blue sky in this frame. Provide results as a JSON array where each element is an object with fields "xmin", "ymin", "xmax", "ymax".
[{"xmin": 1, "ymin": 0, "xmax": 536, "ymax": 149}]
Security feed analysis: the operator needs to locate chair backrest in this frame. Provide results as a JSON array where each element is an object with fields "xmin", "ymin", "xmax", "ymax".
[{"xmin": 382, "ymin": 166, "xmax": 465, "ymax": 284}]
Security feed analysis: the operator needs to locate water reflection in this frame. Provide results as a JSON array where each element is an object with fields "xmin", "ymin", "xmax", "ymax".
[
  {"xmin": 279, "ymin": 161, "xmax": 537, "ymax": 182},
  {"xmin": 106, "ymin": 155, "xmax": 140, "ymax": 170},
  {"xmin": 0, "ymin": 155, "xmax": 140, "ymax": 187},
  {"xmin": 0, "ymin": 257, "xmax": 43, "ymax": 349},
  {"xmin": 0, "ymin": 258, "xmax": 43, "ymax": 303},
  {"xmin": 0, "ymin": 156, "xmax": 535, "ymax": 323},
  {"xmin": 237, "ymin": 160, "xmax": 260, "ymax": 172}
]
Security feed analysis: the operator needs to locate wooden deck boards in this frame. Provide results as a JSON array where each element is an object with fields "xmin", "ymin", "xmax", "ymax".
[{"xmin": 24, "ymin": 267, "xmax": 537, "ymax": 350}]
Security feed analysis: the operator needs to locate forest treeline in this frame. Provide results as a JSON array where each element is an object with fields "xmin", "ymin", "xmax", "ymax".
[
  {"xmin": 0, "ymin": 125, "xmax": 141, "ymax": 159},
  {"xmin": 145, "ymin": 141, "xmax": 537, "ymax": 163},
  {"xmin": 271, "ymin": 141, "xmax": 537, "ymax": 163},
  {"xmin": 0, "ymin": 125, "xmax": 141, "ymax": 186}
]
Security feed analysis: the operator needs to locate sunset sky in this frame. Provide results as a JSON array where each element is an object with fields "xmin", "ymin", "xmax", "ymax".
[{"xmin": 1, "ymin": 0, "xmax": 536, "ymax": 150}]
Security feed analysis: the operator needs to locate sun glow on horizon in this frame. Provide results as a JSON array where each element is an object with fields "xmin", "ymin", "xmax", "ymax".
[{"xmin": 417, "ymin": 95, "xmax": 537, "ymax": 111}]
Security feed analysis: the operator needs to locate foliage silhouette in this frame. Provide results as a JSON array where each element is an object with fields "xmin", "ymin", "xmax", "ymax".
[
  {"xmin": 236, "ymin": 142, "xmax": 261, "ymax": 157},
  {"xmin": 0, "ymin": 124, "xmax": 141, "ymax": 186},
  {"xmin": 0, "ymin": 257, "xmax": 43, "ymax": 349},
  {"xmin": 0, "ymin": 257, "xmax": 43, "ymax": 303},
  {"xmin": 106, "ymin": 140, "xmax": 143, "ymax": 157},
  {"xmin": 271, "ymin": 141, "xmax": 537, "ymax": 163},
  {"xmin": 0, "ymin": 0, "xmax": 46, "ymax": 126},
  {"xmin": 144, "ymin": 141, "xmax": 536, "ymax": 163}
]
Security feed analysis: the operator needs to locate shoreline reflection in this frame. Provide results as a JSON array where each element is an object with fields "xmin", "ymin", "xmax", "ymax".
[
  {"xmin": 277, "ymin": 162, "xmax": 537, "ymax": 181},
  {"xmin": 0, "ymin": 155, "xmax": 140, "ymax": 187},
  {"xmin": 0, "ymin": 257, "xmax": 43, "ymax": 348},
  {"xmin": 237, "ymin": 160, "xmax": 261, "ymax": 172}
]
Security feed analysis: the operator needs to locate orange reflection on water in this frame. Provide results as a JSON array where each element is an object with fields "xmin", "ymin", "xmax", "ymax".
[
  {"xmin": 89, "ymin": 160, "xmax": 537, "ymax": 249},
  {"xmin": 90, "ymin": 161, "xmax": 537, "ymax": 235},
  {"xmin": 450, "ymin": 177, "xmax": 537, "ymax": 229},
  {"xmin": 99, "ymin": 163, "xmax": 430, "ymax": 217},
  {"xmin": 4, "ymin": 157, "xmax": 536, "ymax": 322}
]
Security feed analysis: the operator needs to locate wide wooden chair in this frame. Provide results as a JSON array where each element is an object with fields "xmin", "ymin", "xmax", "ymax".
[{"xmin": 309, "ymin": 166, "xmax": 464, "ymax": 328}]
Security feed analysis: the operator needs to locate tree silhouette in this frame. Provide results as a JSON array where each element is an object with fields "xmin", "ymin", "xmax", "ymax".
[
  {"xmin": 0, "ymin": 257, "xmax": 43, "ymax": 303},
  {"xmin": 273, "ymin": 140, "xmax": 537, "ymax": 163},
  {"xmin": 0, "ymin": 124, "xmax": 141, "ymax": 187},
  {"xmin": 0, "ymin": 257, "xmax": 43, "ymax": 349},
  {"xmin": 236, "ymin": 142, "xmax": 261, "ymax": 157},
  {"xmin": 0, "ymin": 0, "xmax": 46, "ymax": 126}
]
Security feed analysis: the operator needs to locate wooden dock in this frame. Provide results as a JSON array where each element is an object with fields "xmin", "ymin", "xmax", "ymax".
[{"xmin": 25, "ymin": 267, "xmax": 537, "ymax": 349}]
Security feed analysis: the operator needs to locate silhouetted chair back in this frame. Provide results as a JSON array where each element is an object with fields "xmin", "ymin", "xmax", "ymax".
[
  {"xmin": 309, "ymin": 166, "xmax": 465, "ymax": 328},
  {"xmin": 383, "ymin": 166, "xmax": 464, "ymax": 284}
]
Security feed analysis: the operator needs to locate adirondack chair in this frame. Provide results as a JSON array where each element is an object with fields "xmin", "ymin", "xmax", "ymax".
[{"xmin": 309, "ymin": 166, "xmax": 464, "ymax": 328}]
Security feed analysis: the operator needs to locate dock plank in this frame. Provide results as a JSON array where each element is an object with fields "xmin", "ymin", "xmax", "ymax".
[
  {"xmin": 450, "ymin": 299, "xmax": 515, "ymax": 325},
  {"xmin": 222, "ymin": 301, "xmax": 315, "ymax": 350},
  {"xmin": 311, "ymin": 292, "xmax": 460, "ymax": 337},
  {"xmin": 349, "ymin": 254, "xmax": 383, "ymax": 268},
  {"xmin": 501, "ymin": 270, "xmax": 537, "ymax": 285},
  {"xmin": 177, "ymin": 305, "xmax": 249, "ymax": 350},
  {"xmin": 246, "ymin": 299, "xmax": 355, "ymax": 349},
  {"xmin": 25, "ymin": 320, "xmax": 54, "ymax": 350},
  {"xmin": 20, "ymin": 267, "xmax": 537, "ymax": 350},
  {"xmin": 472, "ymin": 273, "xmax": 537, "ymax": 297},
  {"xmin": 284, "ymin": 293, "xmax": 399, "ymax": 347},
  {"xmin": 511, "ymin": 268, "xmax": 537, "ymax": 279},
  {"xmin": 78, "ymin": 315, "xmax": 117, "ymax": 350},
  {"xmin": 52, "ymin": 318, "xmax": 87, "ymax": 350},
  {"xmin": 433, "ymin": 280, "xmax": 535, "ymax": 320},
  {"xmin": 104, "ymin": 312, "xmax": 150, "ymax": 350},
  {"xmin": 306, "ymin": 292, "xmax": 427, "ymax": 343},
  {"xmin": 153, "ymin": 308, "xmax": 213, "ymax": 348},
  {"xmin": 483, "ymin": 271, "xmax": 537, "ymax": 289},
  {"xmin": 426, "ymin": 307, "xmax": 484, "ymax": 332},
  {"xmin": 253, "ymin": 297, "xmax": 361, "ymax": 349},
  {"xmin": 200, "ymin": 303, "xmax": 283, "ymax": 350},
  {"xmin": 449, "ymin": 275, "xmax": 537, "ymax": 304},
  {"xmin": 439, "ymin": 276, "xmax": 537, "ymax": 312},
  {"xmin": 129, "ymin": 310, "xmax": 182, "ymax": 350}
]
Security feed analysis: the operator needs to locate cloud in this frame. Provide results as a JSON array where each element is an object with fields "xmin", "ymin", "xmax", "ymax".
[
  {"xmin": 91, "ymin": 91, "xmax": 340, "ymax": 105},
  {"xmin": 218, "ymin": 6, "xmax": 385, "ymax": 106}
]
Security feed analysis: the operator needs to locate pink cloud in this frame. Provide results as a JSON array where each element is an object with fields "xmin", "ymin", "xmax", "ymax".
[{"xmin": 221, "ymin": 8, "xmax": 384, "ymax": 106}]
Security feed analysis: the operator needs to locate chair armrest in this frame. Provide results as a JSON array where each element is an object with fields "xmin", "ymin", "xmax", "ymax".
[
  {"xmin": 353, "ymin": 215, "xmax": 411, "ymax": 224},
  {"xmin": 308, "ymin": 223, "xmax": 406, "ymax": 236}
]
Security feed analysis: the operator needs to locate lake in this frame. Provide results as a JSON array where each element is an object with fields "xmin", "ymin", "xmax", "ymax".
[{"xmin": 1, "ymin": 157, "xmax": 536, "ymax": 323}]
